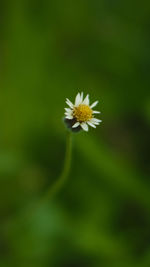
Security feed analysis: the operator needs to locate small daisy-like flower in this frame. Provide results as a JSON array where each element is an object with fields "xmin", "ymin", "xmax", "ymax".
[{"xmin": 64, "ymin": 92, "xmax": 102, "ymax": 132}]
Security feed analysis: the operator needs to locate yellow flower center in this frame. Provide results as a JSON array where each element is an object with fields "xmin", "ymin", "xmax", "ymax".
[{"xmin": 73, "ymin": 104, "xmax": 93, "ymax": 122}]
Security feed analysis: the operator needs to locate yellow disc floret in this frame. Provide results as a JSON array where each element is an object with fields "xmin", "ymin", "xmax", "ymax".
[{"xmin": 73, "ymin": 104, "xmax": 93, "ymax": 122}]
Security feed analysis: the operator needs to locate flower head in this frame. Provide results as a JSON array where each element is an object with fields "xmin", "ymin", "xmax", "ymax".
[{"xmin": 64, "ymin": 92, "xmax": 102, "ymax": 132}]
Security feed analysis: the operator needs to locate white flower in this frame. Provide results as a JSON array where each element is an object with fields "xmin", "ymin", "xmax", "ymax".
[{"xmin": 64, "ymin": 92, "xmax": 102, "ymax": 132}]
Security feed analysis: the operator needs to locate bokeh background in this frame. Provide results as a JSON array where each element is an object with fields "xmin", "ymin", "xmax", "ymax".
[{"xmin": 1, "ymin": 0, "xmax": 150, "ymax": 266}]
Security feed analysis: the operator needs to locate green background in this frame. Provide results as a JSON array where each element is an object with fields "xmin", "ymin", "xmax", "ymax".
[{"xmin": 0, "ymin": 0, "xmax": 150, "ymax": 266}]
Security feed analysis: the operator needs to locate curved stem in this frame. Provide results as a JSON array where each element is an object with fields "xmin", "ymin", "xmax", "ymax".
[
  {"xmin": 5, "ymin": 131, "xmax": 73, "ymax": 232},
  {"xmin": 43, "ymin": 130, "xmax": 72, "ymax": 201}
]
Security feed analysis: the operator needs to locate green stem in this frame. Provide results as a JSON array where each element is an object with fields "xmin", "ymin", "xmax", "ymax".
[
  {"xmin": 44, "ymin": 130, "xmax": 72, "ymax": 201},
  {"xmin": 3, "ymin": 132, "xmax": 72, "ymax": 232},
  {"xmin": 5, "ymin": 131, "xmax": 73, "ymax": 231}
]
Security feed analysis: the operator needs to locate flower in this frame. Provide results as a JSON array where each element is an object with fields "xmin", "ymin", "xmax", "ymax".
[{"xmin": 64, "ymin": 92, "xmax": 102, "ymax": 132}]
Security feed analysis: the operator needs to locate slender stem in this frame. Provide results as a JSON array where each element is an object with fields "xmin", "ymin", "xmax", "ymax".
[
  {"xmin": 5, "ymin": 131, "xmax": 73, "ymax": 230},
  {"xmin": 43, "ymin": 130, "xmax": 72, "ymax": 201}
]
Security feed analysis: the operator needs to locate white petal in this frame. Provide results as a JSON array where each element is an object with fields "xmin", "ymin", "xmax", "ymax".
[
  {"xmin": 66, "ymin": 102, "xmax": 73, "ymax": 109},
  {"xmin": 72, "ymin": 122, "xmax": 80, "ymax": 128},
  {"xmin": 90, "ymin": 101, "xmax": 98, "ymax": 108},
  {"xmin": 81, "ymin": 122, "xmax": 89, "ymax": 131},
  {"xmin": 66, "ymin": 98, "xmax": 74, "ymax": 108},
  {"xmin": 90, "ymin": 118, "xmax": 102, "ymax": 125},
  {"xmin": 82, "ymin": 94, "xmax": 89, "ymax": 105},
  {"xmin": 91, "ymin": 118, "xmax": 102, "ymax": 123},
  {"xmin": 80, "ymin": 92, "xmax": 83, "ymax": 102},
  {"xmin": 92, "ymin": 110, "xmax": 101, "ymax": 114},
  {"xmin": 75, "ymin": 93, "xmax": 82, "ymax": 106},
  {"xmin": 65, "ymin": 109, "xmax": 73, "ymax": 115},
  {"xmin": 65, "ymin": 108, "xmax": 72, "ymax": 112},
  {"xmin": 90, "ymin": 119, "xmax": 98, "ymax": 124},
  {"xmin": 65, "ymin": 112, "xmax": 72, "ymax": 116},
  {"xmin": 65, "ymin": 115, "xmax": 73, "ymax": 119},
  {"xmin": 91, "ymin": 121, "xmax": 99, "ymax": 125},
  {"xmin": 87, "ymin": 121, "xmax": 96, "ymax": 128}
]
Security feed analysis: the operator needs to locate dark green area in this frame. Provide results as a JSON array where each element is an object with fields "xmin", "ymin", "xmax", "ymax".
[{"xmin": 0, "ymin": 0, "xmax": 150, "ymax": 266}]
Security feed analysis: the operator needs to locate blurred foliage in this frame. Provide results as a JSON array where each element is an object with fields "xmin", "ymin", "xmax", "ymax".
[{"xmin": 0, "ymin": 0, "xmax": 150, "ymax": 266}]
